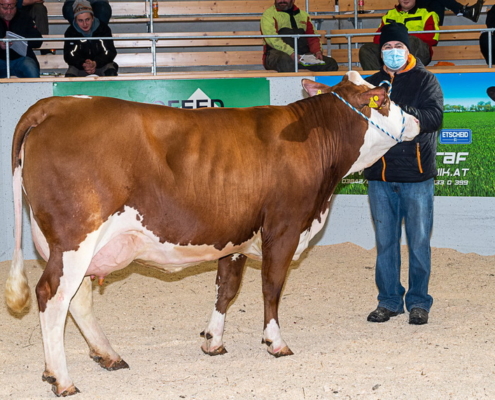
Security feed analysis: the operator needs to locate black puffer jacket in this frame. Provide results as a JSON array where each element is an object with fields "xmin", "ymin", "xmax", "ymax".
[
  {"xmin": 364, "ymin": 58, "xmax": 444, "ymax": 183},
  {"xmin": 63, "ymin": 20, "xmax": 117, "ymax": 70},
  {"xmin": 0, "ymin": 10, "xmax": 42, "ymax": 66}
]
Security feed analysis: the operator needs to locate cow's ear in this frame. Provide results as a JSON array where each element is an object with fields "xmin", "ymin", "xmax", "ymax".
[
  {"xmin": 357, "ymin": 87, "xmax": 388, "ymax": 109},
  {"xmin": 302, "ymin": 79, "xmax": 331, "ymax": 97}
]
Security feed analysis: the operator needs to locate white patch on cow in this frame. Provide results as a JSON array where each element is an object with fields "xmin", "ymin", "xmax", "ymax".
[
  {"xmin": 345, "ymin": 101, "xmax": 420, "ymax": 176},
  {"xmin": 202, "ymin": 308, "xmax": 226, "ymax": 351},
  {"xmin": 346, "ymin": 70, "xmax": 375, "ymax": 89},
  {"xmin": 263, "ymin": 318, "xmax": 288, "ymax": 353},
  {"xmin": 30, "ymin": 209, "xmax": 49, "ymax": 261},
  {"xmin": 293, "ymin": 206, "xmax": 330, "ymax": 260},
  {"xmin": 231, "ymin": 253, "xmax": 241, "ymax": 262},
  {"xmin": 62, "ymin": 206, "xmax": 266, "ymax": 278},
  {"xmin": 71, "ymin": 95, "xmax": 92, "ymax": 99}
]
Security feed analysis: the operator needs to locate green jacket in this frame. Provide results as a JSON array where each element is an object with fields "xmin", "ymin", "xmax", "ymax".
[{"xmin": 260, "ymin": 5, "xmax": 321, "ymax": 56}]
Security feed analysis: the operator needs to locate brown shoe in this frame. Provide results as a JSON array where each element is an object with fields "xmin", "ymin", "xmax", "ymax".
[
  {"xmin": 409, "ymin": 308, "xmax": 429, "ymax": 325},
  {"xmin": 367, "ymin": 307, "xmax": 403, "ymax": 323}
]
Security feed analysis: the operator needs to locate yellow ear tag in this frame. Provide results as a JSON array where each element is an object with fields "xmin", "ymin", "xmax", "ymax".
[
  {"xmin": 317, "ymin": 89, "xmax": 322, "ymax": 95},
  {"xmin": 368, "ymin": 95, "xmax": 380, "ymax": 109}
]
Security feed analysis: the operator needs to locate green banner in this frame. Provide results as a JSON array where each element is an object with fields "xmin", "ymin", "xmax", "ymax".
[
  {"xmin": 316, "ymin": 73, "xmax": 495, "ymax": 197},
  {"xmin": 53, "ymin": 78, "xmax": 270, "ymax": 108}
]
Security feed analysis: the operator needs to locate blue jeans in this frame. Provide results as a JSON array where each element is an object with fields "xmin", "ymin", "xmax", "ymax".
[
  {"xmin": 0, "ymin": 57, "xmax": 40, "ymax": 78},
  {"xmin": 368, "ymin": 179, "xmax": 434, "ymax": 313}
]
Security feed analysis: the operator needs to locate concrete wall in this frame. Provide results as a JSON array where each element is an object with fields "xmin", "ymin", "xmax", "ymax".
[{"xmin": 1, "ymin": 77, "xmax": 494, "ymax": 264}]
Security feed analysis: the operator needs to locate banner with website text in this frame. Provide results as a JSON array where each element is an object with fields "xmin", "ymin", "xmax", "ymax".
[{"xmin": 316, "ymin": 73, "xmax": 495, "ymax": 197}]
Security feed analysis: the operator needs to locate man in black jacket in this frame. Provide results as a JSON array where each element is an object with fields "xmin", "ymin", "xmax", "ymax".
[
  {"xmin": 364, "ymin": 22, "xmax": 444, "ymax": 326},
  {"xmin": 63, "ymin": 0, "xmax": 117, "ymax": 77},
  {"xmin": 0, "ymin": 0, "xmax": 42, "ymax": 78}
]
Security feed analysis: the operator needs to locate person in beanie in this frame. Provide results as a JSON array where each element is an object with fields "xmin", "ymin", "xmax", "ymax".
[
  {"xmin": 359, "ymin": 0, "xmax": 439, "ymax": 70},
  {"xmin": 260, "ymin": 0, "xmax": 338, "ymax": 72},
  {"xmin": 62, "ymin": 0, "xmax": 111, "ymax": 25},
  {"xmin": 63, "ymin": 0, "xmax": 118, "ymax": 77},
  {"xmin": 364, "ymin": 21, "xmax": 443, "ymax": 326}
]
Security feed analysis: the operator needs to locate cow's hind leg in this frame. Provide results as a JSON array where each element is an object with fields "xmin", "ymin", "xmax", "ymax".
[
  {"xmin": 201, "ymin": 253, "xmax": 247, "ymax": 355},
  {"xmin": 37, "ymin": 249, "xmax": 89, "ymax": 396},
  {"xmin": 69, "ymin": 276, "xmax": 129, "ymax": 371}
]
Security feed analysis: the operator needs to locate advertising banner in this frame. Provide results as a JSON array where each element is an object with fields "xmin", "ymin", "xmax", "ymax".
[
  {"xmin": 53, "ymin": 79, "xmax": 270, "ymax": 108},
  {"xmin": 316, "ymin": 73, "xmax": 495, "ymax": 197}
]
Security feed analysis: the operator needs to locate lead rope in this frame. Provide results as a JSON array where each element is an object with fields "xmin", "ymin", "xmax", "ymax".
[{"xmin": 330, "ymin": 91, "xmax": 405, "ymax": 143}]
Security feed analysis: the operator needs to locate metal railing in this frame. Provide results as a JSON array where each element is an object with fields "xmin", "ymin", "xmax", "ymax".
[
  {"xmin": 1, "ymin": 27, "xmax": 493, "ymax": 78},
  {"xmin": 327, "ymin": 27, "xmax": 494, "ymax": 71}
]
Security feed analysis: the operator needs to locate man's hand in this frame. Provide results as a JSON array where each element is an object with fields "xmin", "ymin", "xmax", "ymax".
[
  {"xmin": 290, "ymin": 52, "xmax": 295, "ymax": 60},
  {"xmin": 0, "ymin": 40, "xmax": 6, "ymax": 50},
  {"xmin": 315, "ymin": 51, "xmax": 323, "ymax": 60},
  {"xmin": 83, "ymin": 59, "xmax": 97, "ymax": 74}
]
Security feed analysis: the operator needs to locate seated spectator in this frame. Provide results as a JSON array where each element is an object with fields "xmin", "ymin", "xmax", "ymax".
[
  {"xmin": 16, "ymin": 0, "xmax": 50, "ymax": 54},
  {"xmin": 479, "ymin": 6, "xmax": 494, "ymax": 64},
  {"xmin": 0, "ymin": 0, "xmax": 43, "ymax": 78},
  {"xmin": 417, "ymin": 0, "xmax": 483, "ymax": 25},
  {"xmin": 359, "ymin": 0, "xmax": 439, "ymax": 70},
  {"xmin": 64, "ymin": 0, "xmax": 118, "ymax": 77},
  {"xmin": 260, "ymin": 0, "xmax": 338, "ymax": 72},
  {"xmin": 63, "ymin": 0, "xmax": 111, "ymax": 24}
]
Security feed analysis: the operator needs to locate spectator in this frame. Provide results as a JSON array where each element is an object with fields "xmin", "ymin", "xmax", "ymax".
[
  {"xmin": 63, "ymin": 0, "xmax": 111, "ymax": 24},
  {"xmin": 417, "ymin": 0, "xmax": 483, "ymax": 25},
  {"xmin": 16, "ymin": 0, "xmax": 50, "ymax": 54},
  {"xmin": 479, "ymin": 6, "xmax": 494, "ymax": 64},
  {"xmin": 260, "ymin": 0, "xmax": 338, "ymax": 72},
  {"xmin": 0, "ymin": 0, "xmax": 43, "ymax": 77},
  {"xmin": 64, "ymin": 0, "xmax": 118, "ymax": 77},
  {"xmin": 359, "ymin": 0, "xmax": 439, "ymax": 70},
  {"xmin": 364, "ymin": 22, "xmax": 443, "ymax": 326}
]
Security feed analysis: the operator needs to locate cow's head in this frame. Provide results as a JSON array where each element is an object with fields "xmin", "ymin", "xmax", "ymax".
[{"xmin": 302, "ymin": 71, "xmax": 420, "ymax": 175}]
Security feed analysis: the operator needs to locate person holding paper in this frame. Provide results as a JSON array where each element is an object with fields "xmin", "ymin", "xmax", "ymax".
[
  {"xmin": 260, "ymin": 0, "xmax": 338, "ymax": 72},
  {"xmin": 0, "ymin": 0, "xmax": 42, "ymax": 78}
]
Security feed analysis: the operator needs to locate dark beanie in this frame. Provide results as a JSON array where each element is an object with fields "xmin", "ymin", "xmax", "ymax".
[{"xmin": 379, "ymin": 22, "xmax": 410, "ymax": 50}]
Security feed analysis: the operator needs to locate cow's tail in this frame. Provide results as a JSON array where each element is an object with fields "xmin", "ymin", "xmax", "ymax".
[{"xmin": 5, "ymin": 101, "xmax": 47, "ymax": 313}]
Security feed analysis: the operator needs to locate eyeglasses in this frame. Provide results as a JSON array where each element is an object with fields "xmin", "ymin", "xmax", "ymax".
[{"xmin": 0, "ymin": 4, "xmax": 16, "ymax": 10}]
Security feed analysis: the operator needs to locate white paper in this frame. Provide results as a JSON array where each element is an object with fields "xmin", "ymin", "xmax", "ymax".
[
  {"xmin": 6, "ymin": 31, "xmax": 28, "ymax": 57},
  {"xmin": 299, "ymin": 54, "xmax": 326, "ymax": 66}
]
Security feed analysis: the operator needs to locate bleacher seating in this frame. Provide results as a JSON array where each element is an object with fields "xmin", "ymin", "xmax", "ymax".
[
  {"xmin": 5, "ymin": 0, "xmax": 494, "ymax": 76},
  {"xmin": 329, "ymin": 25, "xmax": 492, "ymax": 68}
]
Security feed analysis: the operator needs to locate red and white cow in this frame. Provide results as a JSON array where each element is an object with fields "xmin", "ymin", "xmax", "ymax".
[{"xmin": 6, "ymin": 71, "xmax": 419, "ymax": 396}]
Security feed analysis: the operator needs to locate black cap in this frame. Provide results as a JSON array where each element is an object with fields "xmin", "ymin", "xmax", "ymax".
[{"xmin": 379, "ymin": 22, "xmax": 410, "ymax": 50}]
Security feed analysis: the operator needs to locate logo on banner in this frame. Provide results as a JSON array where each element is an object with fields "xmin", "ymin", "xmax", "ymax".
[
  {"xmin": 156, "ymin": 88, "xmax": 225, "ymax": 109},
  {"xmin": 439, "ymin": 129, "xmax": 472, "ymax": 144}
]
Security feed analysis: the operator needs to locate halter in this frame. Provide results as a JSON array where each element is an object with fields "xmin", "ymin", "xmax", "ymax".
[{"xmin": 330, "ymin": 80, "xmax": 405, "ymax": 143}]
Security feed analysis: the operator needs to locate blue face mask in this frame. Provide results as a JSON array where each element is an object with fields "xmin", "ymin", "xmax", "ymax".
[{"xmin": 382, "ymin": 48, "xmax": 407, "ymax": 70}]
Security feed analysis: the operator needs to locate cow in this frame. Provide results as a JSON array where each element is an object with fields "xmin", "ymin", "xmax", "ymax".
[{"xmin": 6, "ymin": 71, "xmax": 419, "ymax": 397}]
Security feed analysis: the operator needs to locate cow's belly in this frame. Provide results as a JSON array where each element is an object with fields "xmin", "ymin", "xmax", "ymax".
[{"xmin": 32, "ymin": 203, "xmax": 331, "ymax": 278}]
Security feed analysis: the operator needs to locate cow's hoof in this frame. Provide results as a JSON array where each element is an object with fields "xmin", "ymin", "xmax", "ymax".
[
  {"xmin": 91, "ymin": 355, "xmax": 129, "ymax": 371},
  {"xmin": 262, "ymin": 340, "xmax": 294, "ymax": 357},
  {"xmin": 42, "ymin": 373, "xmax": 80, "ymax": 397},
  {"xmin": 269, "ymin": 346, "xmax": 294, "ymax": 358},
  {"xmin": 53, "ymin": 385, "xmax": 80, "ymax": 397},
  {"xmin": 201, "ymin": 344, "xmax": 228, "ymax": 356}
]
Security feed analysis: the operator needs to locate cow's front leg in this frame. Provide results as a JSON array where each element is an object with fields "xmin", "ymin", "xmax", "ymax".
[
  {"xmin": 69, "ymin": 276, "xmax": 129, "ymax": 371},
  {"xmin": 261, "ymin": 235, "xmax": 298, "ymax": 357},
  {"xmin": 201, "ymin": 253, "xmax": 247, "ymax": 355},
  {"xmin": 37, "ymin": 250, "xmax": 88, "ymax": 397}
]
